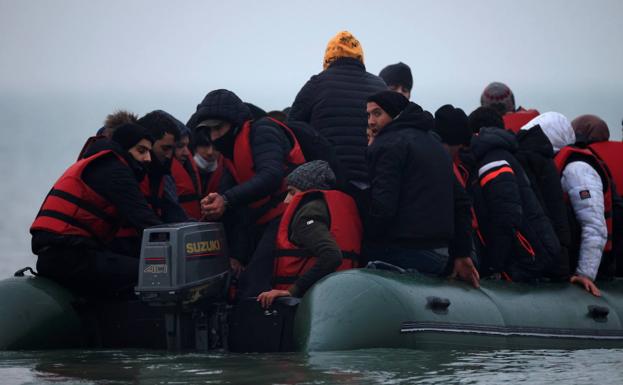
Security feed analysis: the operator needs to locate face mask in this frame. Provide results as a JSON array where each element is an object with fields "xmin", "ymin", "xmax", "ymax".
[
  {"xmin": 212, "ymin": 128, "xmax": 236, "ymax": 160},
  {"xmin": 194, "ymin": 153, "xmax": 218, "ymax": 173}
]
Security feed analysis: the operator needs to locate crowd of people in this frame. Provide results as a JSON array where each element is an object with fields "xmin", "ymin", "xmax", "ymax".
[{"xmin": 29, "ymin": 31, "xmax": 623, "ymax": 306}]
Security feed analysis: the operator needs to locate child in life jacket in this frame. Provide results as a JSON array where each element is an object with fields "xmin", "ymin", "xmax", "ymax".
[{"xmin": 257, "ymin": 161, "xmax": 362, "ymax": 308}]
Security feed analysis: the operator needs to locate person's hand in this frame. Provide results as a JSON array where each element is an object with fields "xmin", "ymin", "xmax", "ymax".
[
  {"xmin": 201, "ymin": 193, "xmax": 226, "ymax": 220},
  {"xmin": 230, "ymin": 258, "xmax": 244, "ymax": 277},
  {"xmin": 451, "ymin": 257, "xmax": 480, "ymax": 288},
  {"xmin": 257, "ymin": 289, "xmax": 291, "ymax": 309},
  {"xmin": 570, "ymin": 274, "xmax": 601, "ymax": 297}
]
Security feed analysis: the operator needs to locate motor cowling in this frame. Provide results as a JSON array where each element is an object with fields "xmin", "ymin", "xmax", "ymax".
[{"xmin": 135, "ymin": 222, "xmax": 230, "ymax": 307}]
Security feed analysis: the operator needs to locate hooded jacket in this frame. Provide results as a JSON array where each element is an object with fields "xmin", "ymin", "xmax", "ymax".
[
  {"xmin": 365, "ymin": 102, "xmax": 471, "ymax": 257},
  {"xmin": 525, "ymin": 112, "xmax": 608, "ymax": 280},
  {"xmin": 469, "ymin": 127, "xmax": 559, "ymax": 280},
  {"xmin": 515, "ymin": 125, "xmax": 572, "ymax": 279},
  {"xmin": 289, "ymin": 58, "xmax": 387, "ymax": 184},
  {"xmin": 187, "ymin": 90, "xmax": 295, "ymax": 221}
]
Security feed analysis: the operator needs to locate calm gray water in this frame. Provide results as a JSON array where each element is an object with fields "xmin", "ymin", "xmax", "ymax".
[
  {"xmin": 2, "ymin": 93, "xmax": 623, "ymax": 384},
  {"xmin": 1, "ymin": 348, "xmax": 622, "ymax": 385}
]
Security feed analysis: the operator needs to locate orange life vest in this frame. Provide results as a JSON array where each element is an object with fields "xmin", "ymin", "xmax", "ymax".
[
  {"xmin": 30, "ymin": 150, "xmax": 124, "ymax": 242},
  {"xmin": 231, "ymin": 118, "xmax": 305, "ymax": 224},
  {"xmin": 171, "ymin": 157, "xmax": 202, "ymax": 220},
  {"xmin": 504, "ymin": 108, "xmax": 540, "ymax": 133},
  {"xmin": 554, "ymin": 146, "xmax": 613, "ymax": 252},
  {"xmin": 272, "ymin": 190, "xmax": 361, "ymax": 290},
  {"xmin": 587, "ymin": 141, "xmax": 623, "ymax": 196}
]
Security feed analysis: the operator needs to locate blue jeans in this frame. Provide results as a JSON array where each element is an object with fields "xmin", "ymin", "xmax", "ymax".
[{"xmin": 364, "ymin": 244, "xmax": 449, "ymax": 275}]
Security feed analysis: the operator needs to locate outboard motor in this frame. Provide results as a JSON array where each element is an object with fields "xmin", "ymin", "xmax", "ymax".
[{"xmin": 135, "ymin": 222, "xmax": 230, "ymax": 351}]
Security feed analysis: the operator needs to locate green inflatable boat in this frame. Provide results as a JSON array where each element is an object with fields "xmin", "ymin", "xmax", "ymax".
[
  {"xmin": 2, "ymin": 223, "xmax": 623, "ymax": 352},
  {"xmin": 294, "ymin": 268, "xmax": 623, "ymax": 351}
]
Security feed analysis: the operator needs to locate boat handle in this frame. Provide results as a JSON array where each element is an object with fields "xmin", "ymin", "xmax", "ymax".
[
  {"xmin": 587, "ymin": 305, "xmax": 609, "ymax": 321},
  {"xmin": 427, "ymin": 296, "xmax": 451, "ymax": 311},
  {"xmin": 13, "ymin": 267, "xmax": 38, "ymax": 277}
]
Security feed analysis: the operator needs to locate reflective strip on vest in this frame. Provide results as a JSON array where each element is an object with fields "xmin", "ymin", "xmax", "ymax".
[
  {"xmin": 272, "ymin": 190, "xmax": 362, "ymax": 290},
  {"xmin": 479, "ymin": 166, "xmax": 514, "ymax": 187}
]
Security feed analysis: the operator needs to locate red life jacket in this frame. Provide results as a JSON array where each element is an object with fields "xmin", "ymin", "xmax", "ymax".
[
  {"xmin": 231, "ymin": 118, "xmax": 306, "ymax": 224},
  {"xmin": 171, "ymin": 157, "xmax": 202, "ymax": 220},
  {"xmin": 452, "ymin": 162, "xmax": 486, "ymax": 246},
  {"xmin": 114, "ymin": 174, "xmax": 164, "ymax": 238},
  {"xmin": 30, "ymin": 150, "xmax": 124, "ymax": 242},
  {"xmin": 503, "ymin": 108, "xmax": 540, "ymax": 133},
  {"xmin": 203, "ymin": 154, "xmax": 234, "ymax": 194},
  {"xmin": 554, "ymin": 146, "xmax": 613, "ymax": 252},
  {"xmin": 587, "ymin": 141, "xmax": 623, "ymax": 196},
  {"xmin": 273, "ymin": 190, "xmax": 361, "ymax": 290}
]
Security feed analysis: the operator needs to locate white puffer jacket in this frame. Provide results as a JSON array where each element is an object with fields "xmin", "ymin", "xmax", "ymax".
[{"xmin": 522, "ymin": 112, "xmax": 607, "ymax": 280}]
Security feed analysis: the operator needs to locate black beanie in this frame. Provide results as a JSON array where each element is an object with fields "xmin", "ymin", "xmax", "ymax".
[
  {"xmin": 367, "ymin": 91, "xmax": 409, "ymax": 119},
  {"xmin": 112, "ymin": 123, "xmax": 154, "ymax": 151},
  {"xmin": 468, "ymin": 106, "xmax": 504, "ymax": 134},
  {"xmin": 379, "ymin": 62, "xmax": 413, "ymax": 91},
  {"xmin": 434, "ymin": 104, "xmax": 471, "ymax": 146}
]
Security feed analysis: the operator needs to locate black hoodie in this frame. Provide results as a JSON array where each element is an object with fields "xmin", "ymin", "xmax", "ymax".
[
  {"xmin": 469, "ymin": 127, "xmax": 560, "ymax": 280},
  {"xmin": 365, "ymin": 102, "xmax": 471, "ymax": 255}
]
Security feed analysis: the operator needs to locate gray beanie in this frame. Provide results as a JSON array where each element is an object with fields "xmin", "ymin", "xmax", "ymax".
[{"xmin": 286, "ymin": 160, "xmax": 336, "ymax": 191}]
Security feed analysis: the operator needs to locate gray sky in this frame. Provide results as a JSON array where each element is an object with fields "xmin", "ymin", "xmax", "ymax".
[{"xmin": 1, "ymin": 0, "xmax": 622, "ymax": 134}]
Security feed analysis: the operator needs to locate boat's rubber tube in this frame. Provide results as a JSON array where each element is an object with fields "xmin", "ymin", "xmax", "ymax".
[
  {"xmin": 0, "ymin": 276, "xmax": 84, "ymax": 350},
  {"xmin": 293, "ymin": 269, "xmax": 623, "ymax": 351}
]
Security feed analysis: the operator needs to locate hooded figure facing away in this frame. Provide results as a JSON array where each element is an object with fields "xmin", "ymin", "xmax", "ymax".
[
  {"xmin": 515, "ymin": 123, "xmax": 572, "ymax": 280},
  {"xmin": 523, "ymin": 112, "xmax": 614, "ymax": 296},
  {"xmin": 468, "ymin": 127, "xmax": 560, "ymax": 281},
  {"xmin": 289, "ymin": 31, "xmax": 387, "ymax": 188},
  {"xmin": 480, "ymin": 82, "xmax": 539, "ymax": 133}
]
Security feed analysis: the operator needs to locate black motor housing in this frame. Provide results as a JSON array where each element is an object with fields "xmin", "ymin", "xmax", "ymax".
[{"xmin": 135, "ymin": 222, "xmax": 230, "ymax": 306}]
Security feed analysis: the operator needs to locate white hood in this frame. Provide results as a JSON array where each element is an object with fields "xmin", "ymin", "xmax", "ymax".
[{"xmin": 520, "ymin": 111, "xmax": 575, "ymax": 153}]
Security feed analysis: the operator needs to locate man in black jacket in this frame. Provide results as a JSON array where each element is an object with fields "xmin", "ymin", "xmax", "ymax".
[
  {"xmin": 468, "ymin": 127, "xmax": 560, "ymax": 281},
  {"xmin": 364, "ymin": 91, "xmax": 477, "ymax": 285},
  {"xmin": 31, "ymin": 124, "xmax": 163, "ymax": 297},
  {"xmin": 188, "ymin": 89, "xmax": 305, "ymax": 298},
  {"xmin": 289, "ymin": 31, "xmax": 386, "ymax": 188}
]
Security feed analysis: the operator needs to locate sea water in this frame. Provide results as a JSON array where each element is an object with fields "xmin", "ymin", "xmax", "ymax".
[{"xmin": 1, "ymin": 348, "xmax": 623, "ymax": 385}]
